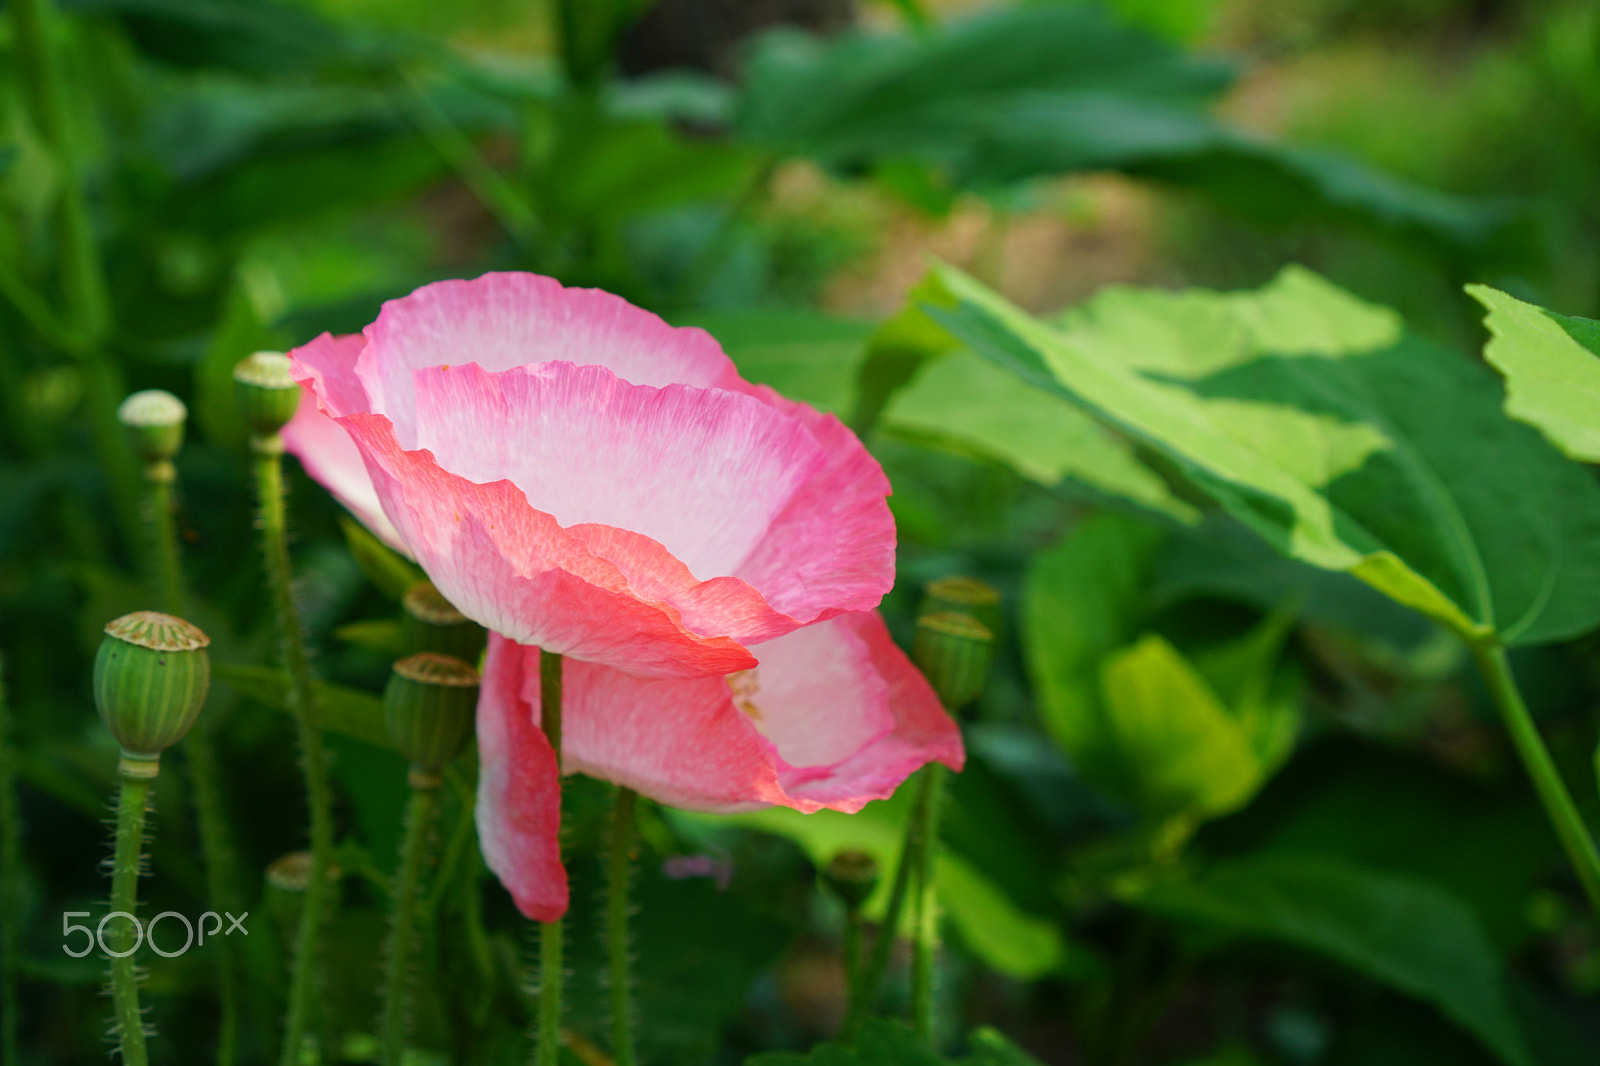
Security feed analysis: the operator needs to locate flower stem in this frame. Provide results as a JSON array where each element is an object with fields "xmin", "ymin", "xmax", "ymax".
[
  {"xmin": 843, "ymin": 766, "xmax": 937, "ymax": 1039},
  {"xmin": 109, "ymin": 760, "xmax": 156, "ymax": 1066},
  {"xmin": 910, "ymin": 764, "xmax": 946, "ymax": 1045},
  {"xmin": 606, "ymin": 786, "xmax": 638, "ymax": 1066},
  {"xmin": 536, "ymin": 649, "xmax": 564, "ymax": 1066},
  {"xmin": 1471, "ymin": 642, "xmax": 1600, "ymax": 916},
  {"xmin": 0, "ymin": 657, "xmax": 21, "ymax": 1066},
  {"xmin": 254, "ymin": 437, "xmax": 338, "ymax": 1066},
  {"xmin": 381, "ymin": 775, "xmax": 440, "ymax": 1066}
]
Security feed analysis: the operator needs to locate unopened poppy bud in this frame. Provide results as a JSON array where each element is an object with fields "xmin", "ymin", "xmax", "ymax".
[
  {"xmin": 232, "ymin": 351, "xmax": 300, "ymax": 440},
  {"xmin": 117, "ymin": 389, "xmax": 187, "ymax": 470},
  {"xmin": 913, "ymin": 610, "xmax": 994, "ymax": 713},
  {"xmin": 402, "ymin": 581, "xmax": 487, "ymax": 662},
  {"xmin": 385, "ymin": 652, "xmax": 479, "ymax": 778},
  {"xmin": 921, "ymin": 575, "xmax": 1002, "ymax": 637},
  {"xmin": 94, "ymin": 611, "xmax": 211, "ymax": 773},
  {"xmin": 821, "ymin": 849, "xmax": 879, "ymax": 912}
]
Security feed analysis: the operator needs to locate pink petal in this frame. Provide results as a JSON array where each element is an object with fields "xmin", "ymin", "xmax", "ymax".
[
  {"xmin": 476, "ymin": 634, "xmax": 567, "ymax": 922},
  {"xmin": 339, "ymin": 410, "xmax": 760, "ymax": 677},
  {"xmin": 280, "ymin": 342, "xmax": 409, "ymax": 556},
  {"xmin": 359, "ymin": 273, "xmax": 742, "ymax": 444},
  {"xmin": 411, "ymin": 362, "xmax": 826, "ymax": 581}
]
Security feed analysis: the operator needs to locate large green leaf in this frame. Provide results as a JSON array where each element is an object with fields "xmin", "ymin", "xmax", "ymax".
[
  {"xmin": 884, "ymin": 347, "xmax": 1198, "ymax": 522},
  {"xmin": 1123, "ymin": 854, "xmax": 1531, "ymax": 1066},
  {"xmin": 736, "ymin": 6, "xmax": 1526, "ymax": 266},
  {"xmin": 921, "ymin": 263, "xmax": 1600, "ymax": 646},
  {"xmin": 1470, "ymin": 284, "xmax": 1600, "ymax": 464}
]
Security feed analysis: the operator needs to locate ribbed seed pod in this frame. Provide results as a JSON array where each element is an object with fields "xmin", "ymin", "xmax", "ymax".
[
  {"xmin": 921, "ymin": 574, "xmax": 1003, "ymax": 637},
  {"xmin": 117, "ymin": 389, "xmax": 187, "ymax": 467},
  {"xmin": 232, "ymin": 351, "xmax": 300, "ymax": 438},
  {"xmin": 401, "ymin": 581, "xmax": 487, "ymax": 663},
  {"xmin": 821, "ymin": 849, "xmax": 880, "ymax": 912},
  {"xmin": 384, "ymin": 653, "xmax": 479, "ymax": 777},
  {"xmin": 93, "ymin": 612, "xmax": 210, "ymax": 771},
  {"xmin": 912, "ymin": 610, "xmax": 994, "ymax": 713}
]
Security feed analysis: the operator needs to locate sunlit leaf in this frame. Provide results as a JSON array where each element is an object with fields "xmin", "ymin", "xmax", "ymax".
[
  {"xmin": 1470, "ymin": 284, "xmax": 1600, "ymax": 464},
  {"xmin": 922, "ymin": 263, "xmax": 1600, "ymax": 646}
]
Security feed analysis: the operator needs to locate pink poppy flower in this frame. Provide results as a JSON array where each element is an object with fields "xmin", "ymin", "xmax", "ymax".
[
  {"xmin": 476, "ymin": 611, "xmax": 966, "ymax": 921},
  {"xmin": 283, "ymin": 272, "xmax": 895, "ymax": 679}
]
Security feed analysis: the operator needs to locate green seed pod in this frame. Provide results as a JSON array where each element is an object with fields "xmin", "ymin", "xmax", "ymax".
[
  {"xmin": 921, "ymin": 575, "xmax": 1003, "ymax": 637},
  {"xmin": 93, "ymin": 612, "xmax": 211, "ymax": 768},
  {"xmin": 912, "ymin": 610, "xmax": 994, "ymax": 713},
  {"xmin": 402, "ymin": 580, "xmax": 487, "ymax": 662},
  {"xmin": 117, "ymin": 389, "xmax": 187, "ymax": 468},
  {"xmin": 384, "ymin": 652, "xmax": 479, "ymax": 776},
  {"xmin": 232, "ymin": 351, "xmax": 301, "ymax": 439},
  {"xmin": 821, "ymin": 849, "xmax": 879, "ymax": 912}
]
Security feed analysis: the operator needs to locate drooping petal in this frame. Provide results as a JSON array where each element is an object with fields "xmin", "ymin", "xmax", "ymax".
[
  {"xmin": 774, "ymin": 611, "xmax": 966, "ymax": 813},
  {"xmin": 476, "ymin": 634, "xmax": 567, "ymax": 922},
  {"xmin": 553, "ymin": 612, "xmax": 963, "ymax": 814},
  {"xmin": 281, "ymin": 353, "xmax": 408, "ymax": 555},
  {"xmin": 359, "ymin": 272, "xmax": 742, "ymax": 445}
]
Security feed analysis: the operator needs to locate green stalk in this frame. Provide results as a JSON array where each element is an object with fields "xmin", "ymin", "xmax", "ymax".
[
  {"xmin": 535, "ymin": 650, "xmax": 564, "ymax": 1066},
  {"xmin": 606, "ymin": 786, "xmax": 638, "ymax": 1066},
  {"xmin": 1471, "ymin": 642, "xmax": 1600, "ymax": 916},
  {"xmin": 109, "ymin": 763, "xmax": 155, "ymax": 1066},
  {"xmin": 842, "ymin": 909, "xmax": 864, "ymax": 1007},
  {"xmin": 843, "ymin": 768, "xmax": 936, "ymax": 1039},
  {"xmin": 0, "ymin": 656, "xmax": 20, "ymax": 1066},
  {"xmin": 254, "ymin": 438, "xmax": 338, "ymax": 1066},
  {"xmin": 146, "ymin": 472, "xmax": 184, "ymax": 614},
  {"xmin": 381, "ymin": 778, "xmax": 440, "ymax": 1066},
  {"xmin": 910, "ymin": 764, "xmax": 946, "ymax": 1044}
]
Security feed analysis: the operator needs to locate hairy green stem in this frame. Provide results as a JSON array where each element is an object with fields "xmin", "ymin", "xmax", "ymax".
[
  {"xmin": 0, "ymin": 657, "xmax": 20, "ymax": 1066},
  {"xmin": 146, "ymin": 471, "xmax": 184, "ymax": 614},
  {"xmin": 844, "ymin": 767, "xmax": 936, "ymax": 1038},
  {"xmin": 1472, "ymin": 642, "xmax": 1600, "ymax": 916},
  {"xmin": 910, "ymin": 765, "xmax": 946, "ymax": 1044},
  {"xmin": 381, "ymin": 778, "xmax": 439, "ymax": 1066},
  {"xmin": 109, "ymin": 764, "xmax": 155, "ymax": 1066},
  {"xmin": 842, "ymin": 910, "xmax": 863, "ymax": 1007},
  {"xmin": 535, "ymin": 649, "xmax": 564, "ymax": 1066},
  {"xmin": 255, "ymin": 438, "xmax": 338, "ymax": 1066},
  {"xmin": 606, "ymin": 786, "xmax": 638, "ymax": 1066}
]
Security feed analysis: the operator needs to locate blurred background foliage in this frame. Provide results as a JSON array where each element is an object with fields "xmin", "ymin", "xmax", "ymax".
[{"xmin": 3, "ymin": 0, "xmax": 1600, "ymax": 1063}]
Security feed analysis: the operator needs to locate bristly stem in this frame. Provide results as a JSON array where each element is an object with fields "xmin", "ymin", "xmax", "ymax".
[
  {"xmin": 844, "ymin": 767, "xmax": 937, "ymax": 1039},
  {"xmin": 1471, "ymin": 642, "xmax": 1600, "ymax": 917},
  {"xmin": 0, "ymin": 657, "xmax": 21, "ymax": 1066},
  {"xmin": 381, "ymin": 777, "xmax": 440, "ymax": 1066},
  {"xmin": 142, "ymin": 457, "xmax": 242, "ymax": 1066},
  {"xmin": 536, "ymin": 649, "xmax": 564, "ymax": 1066},
  {"xmin": 255, "ymin": 437, "xmax": 338, "ymax": 1066},
  {"xmin": 910, "ymin": 764, "xmax": 946, "ymax": 1044},
  {"xmin": 606, "ymin": 786, "xmax": 638, "ymax": 1066},
  {"xmin": 109, "ymin": 763, "xmax": 155, "ymax": 1066}
]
